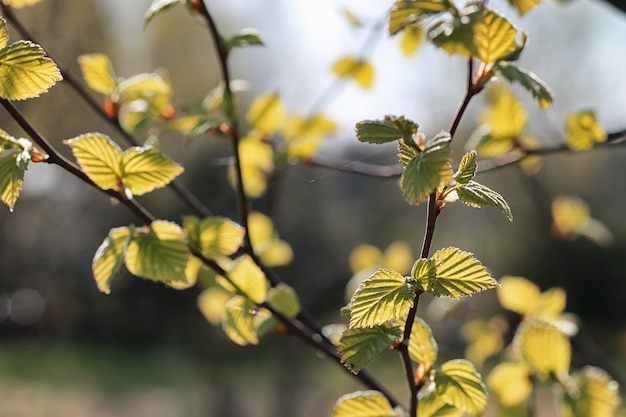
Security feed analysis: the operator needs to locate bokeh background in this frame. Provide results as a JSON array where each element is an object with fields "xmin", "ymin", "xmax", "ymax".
[{"xmin": 1, "ymin": 0, "xmax": 626, "ymax": 416}]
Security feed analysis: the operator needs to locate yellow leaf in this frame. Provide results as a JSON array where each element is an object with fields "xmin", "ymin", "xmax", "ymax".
[
  {"xmin": 488, "ymin": 86, "xmax": 527, "ymax": 139},
  {"xmin": 561, "ymin": 366, "xmax": 622, "ymax": 417},
  {"xmin": 435, "ymin": 359, "xmax": 488, "ymax": 416},
  {"xmin": 223, "ymin": 295, "xmax": 259, "ymax": 345},
  {"xmin": 184, "ymin": 216, "xmax": 245, "ymax": 259},
  {"xmin": 258, "ymin": 240, "xmax": 293, "ymax": 267},
  {"xmin": 248, "ymin": 211, "xmax": 293, "ymax": 267},
  {"xmin": 487, "ymin": 362, "xmax": 532, "ymax": 407},
  {"xmin": 551, "ymin": 196, "xmax": 590, "ymax": 238},
  {"xmin": 224, "ymin": 254, "xmax": 269, "ymax": 304},
  {"xmin": 565, "ymin": 110, "xmax": 607, "ymax": 151},
  {"xmin": 0, "ymin": 131, "xmax": 31, "ymax": 211},
  {"xmin": 509, "ymin": 0, "xmax": 542, "ymax": 16},
  {"xmin": 167, "ymin": 255, "xmax": 203, "ymax": 290},
  {"xmin": 65, "ymin": 133, "xmax": 123, "ymax": 191},
  {"xmin": 400, "ymin": 24, "xmax": 423, "ymax": 56},
  {"xmin": 332, "ymin": 56, "xmax": 374, "ymax": 88},
  {"xmin": 516, "ymin": 320, "xmax": 571, "ymax": 381},
  {"xmin": 383, "ymin": 241, "xmax": 413, "ymax": 275},
  {"xmin": 246, "ymin": 92, "xmax": 285, "ymax": 135},
  {"xmin": 536, "ymin": 287, "xmax": 566, "ymax": 321},
  {"xmin": 282, "ymin": 114, "xmax": 337, "ymax": 159},
  {"xmin": 497, "ymin": 276, "xmax": 540, "ymax": 315},
  {"xmin": 462, "ymin": 316, "xmax": 507, "ymax": 368},
  {"xmin": 331, "ymin": 390, "xmax": 394, "ymax": 417},
  {"xmin": 349, "ymin": 244, "xmax": 383, "ymax": 274},
  {"xmin": 473, "ymin": 10, "xmax": 519, "ymax": 64},
  {"xmin": 0, "ymin": 19, "xmax": 8, "ymax": 49},
  {"xmin": 77, "ymin": 53, "xmax": 118, "ymax": 96},
  {"xmin": 197, "ymin": 287, "xmax": 233, "ymax": 325},
  {"xmin": 92, "ymin": 226, "xmax": 131, "ymax": 294},
  {"xmin": 229, "ymin": 135, "xmax": 274, "ymax": 198},
  {"xmin": 4, "ymin": 0, "xmax": 43, "ymax": 8},
  {"xmin": 120, "ymin": 146, "xmax": 184, "ymax": 197}
]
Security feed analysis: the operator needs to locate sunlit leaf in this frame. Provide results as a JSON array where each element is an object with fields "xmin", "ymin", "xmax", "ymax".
[
  {"xmin": 120, "ymin": 146, "xmax": 183, "ymax": 196},
  {"xmin": 339, "ymin": 325, "xmax": 402, "ymax": 373},
  {"xmin": 401, "ymin": 24, "xmax": 424, "ymax": 56},
  {"xmin": 462, "ymin": 316, "xmax": 507, "ymax": 368},
  {"xmin": 183, "ymin": 216, "xmax": 244, "ymax": 259},
  {"xmin": 507, "ymin": 0, "xmax": 542, "ymax": 16},
  {"xmin": 383, "ymin": 241, "xmax": 413, "ymax": 274},
  {"xmin": 401, "ymin": 131, "xmax": 451, "ymax": 205},
  {"xmin": 230, "ymin": 135, "xmax": 274, "ymax": 198},
  {"xmin": 428, "ymin": 6, "xmax": 482, "ymax": 57},
  {"xmin": 414, "ymin": 247, "xmax": 497, "ymax": 299},
  {"xmin": 355, "ymin": 120, "xmax": 403, "ymax": 145},
  {"xmin": 167, "ymin": 255, "xmax": 203, "ymax": 289},
  {"xmin": 0, "ymin": 19, "xmax": 8, "ymax": 49},
  {"xmin": 248, "ymin": 211, "xmax": 293, "ymax": 267},
  {"xmin": 332, "ymin": 56, "xmax": 375, "ymax": 89},
  {"xmin": 224, "ymin": 254, "xmax": 269, "ymax": 304},
  {"xmin": 536, "ymin": 287, "xmax": 566, "ymax": 321},
  {"xmin": 406, "ymin": 316, "xmax": 438, "ymax": 368},
  {"xmin": 497, "ymin": 62, "xmax": 554, "ymax": 108},
  {"xmin": 144, "ymin": 0, "xmax": 182, "ymax": 26},
  {"xmin": 472, "ymin": 10, "xmax": 519, "ymax": 64},
  {"xmin": 343, "ymin": 7, "xmax": 362, "ymax": 27},
  {"xmin": 487, "ymin": 362, "xmax": 532, "ymax": 407},
  {"xmin": 418, "ymin": 392, "xmax": 464, "ymax": 417},
  {"xmin": 349, "ymin": 268, "xmax": 414, "ymax": 328},
  {"xmin": 331, "ymin": 390, "xmax": 395, "ymax": 417},
  {"xmin": 435, "ymin": 359, "xmax": 488, "ymax": 416},
  {"xmin": 223, "ymin": 295, "xmax": 259, "ymax": 346},
  {"xmin": 0, "ymin": 132, "xmax": 31, "ymax": 210},
  {"xmin": 225, "ymin": 28, "xmax": 264, "ymax": 50},
  {"xmin": 197, "ymin": 286, "xmax": 233, "ymax": 325},
  {"xmin": 350, "ymin": 244, "xmax": 383, "ymax": 273},
  {"xmin": 124, "ymin": 221, "xmax": 191, "ymax": 283},
  {"xmin": 516, "ymin": 320, "xmax": 571, "ymax": 381},
  {"xmin": 488, "ymin": 85, "xmax": 527, "ymax": 139},
  {"xmin": 398, "ymin": 139, "xmax": 420, "ymax": 166},
  {"xmin": 246, "ymin": 92, "xmax": 284, "ymax": 135},
  {"xmin": 457, "ymin": 180, "xmax": 513, "ymax": 221},
  {"xmin": 266, "ymin": 283, "xmax": 300, "ymax": 318},
  {"xmin": 0, "ymin": 38, "xmax": 62, "ymax": 100},
  {"xmin": 77, "ymin": 53, "xmax": 118, "ymax": 96},
  {"xmin": 453, "ymin": 151, "xmax": 477, "ymax": 186},
  {"xmin": 389, "ymin": 0, "xmax": 451, "ymax": 35},
  {"xmin": 282, "ymin": 113, "xmax": 336, "ymax": 158},
  {"xmin": 65, "ymin": 133, "xmax": 123, "ymax": 191},
  {"xmin": 565, "ymin": 110, "xmax": 607, "ymax": 151},
  {"xmin": 92, "ymin": 226, "xmax": 131, "ymax": 294},
  {"xmin": 4, "ymin": 0, "xmax": 44, "ymax": 8},
  {"xmin": 561, "ymin": 366, "xmax": 621, "ymax": 417},
  {"xmin": 551, "ymin": 195, "xmax": 590, "ymax": 238},
  {"xmin": 497, "ymin": 276, "xmax": 540, "ymax": 315}
]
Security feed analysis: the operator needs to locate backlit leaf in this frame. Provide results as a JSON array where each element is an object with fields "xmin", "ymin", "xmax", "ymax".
[
  {"xmin": 349, "ymin": 268, "xmax": 414, "ymax": 328},
  {"xmin": 551, "ymin": 195, "xmax": 590, "ymax": 237},
  {"xmin": 282, "ymin": 113, "xmax": 336, "ymax": 158},
  {"xmin": 225, "ymin": 28, "xmax": 264, "ymax": 49},
  {"xmin": 355, "ymin": 120, "xmax": 403, "ymax": 144},
  {"xmin": 197, "ymin": 286, "xmax": 233, "ymax": 325},
  {"xmin": 462, "ymin": 316, "xmax": 507, "ymax": 368},
  {"xmin": 398, "ymin": 139, "xmax": 420, "ymax": 166},
  {"xmin": 144, "ymin": 0, "xmax": 182, "ymax": 27},
  {"xmin": 183, "ymin": 216, "xmax": 244, "ymax": 259},
  {"xmin": 435, "ymin": 359, "xmax": 488, "ymax": 415},
  {"xmin": 453, "ymin": 151, "xmax": 477, "ymax": 186},
  {"xmin": 350, "ymin": 244, "xmax": 383, "ymax": 273},
  {"xmin": 488, "ymin": 85, "xmax": 527, "ymax": 139},
  {"xmin": 246, "ymin": 92, "xmax": 284, "ymax": 135},
  {"xmin": 561, "ymin": 366, "xmax": 621, "ymax": 417},
  {"xmin": 65, "ymin": 133, "xmax": 123, "ymax": 191},
  {"xmin": 231, "ymin": 135, "xmax": 273, "ymax": 198},
  {"xmin": 339, "ymin": 325, "xmax": 402, "ymax": 373},
  {"xmin": 332, "ymin": 56, "xmax": 374, "ymax": 89},
  {"xmin": 507, "ymin": 0, "xmax": 542, "ymax": 16},
  {"xmin": 400, "ymin": 24, "xmax": 424, "ymax": 56},
  {"xmin": 248, "ymin": 211, "xmax": 293, "ymax": 267},
  {"xmin": 457, "ymin": 180, "xmax": 513, "ymax": 221},
  {"xmin": 0, "ymin": 39, "xmax": 62, "ymax": 100},
  {"xmin": 0, "ymin": 132, "xmax": 31, "ymax": 210},
  {"xmin": 124, "ymin": 221, "xmax": 191, "ymax": 283},
  {"xmin": 565, "ymin": 110, "xmax": 607, "ymax": 151},
  {"xmin": 77, "ymin": 53, "xmax": 117, "ymax": 96},
  {"xmin": 383, "ymin": 241, "xmax": 413, "ymax": 274},
  {"xmin": 266, "ymin": 283, "xmax": 300, "ymax": 318},
  {"xmin": 472, "ymin": 10, "xmax": 519, "ymax": 64},
  {"xmin": 497, "ymin": 276, "xmax": 540, "ymax": 315},
  {"xmin": 92, "ymin": 226, "xmax": 131, "ymax": 294},
  {"xmin": 487, "ymin": 362, "xmax": 532, "ymax": 407},
  {"xmin": 0, "ymin": 20, "xmax": 8, "ymax": 49},
  {"xmin": 120, "ymin": 146, "xmax": 183, "ymax": 196},
  {"xmin": 223, "ymin": 295, "xmax": 259, "ymax": 346},
  {"xmin": 401, "ymin": 131, "xmax": 451, "ymax": 205},
  {"xmin": 406, "ymin": 316, "xmax": 438, "ymax": 368},
  {"xmin": 415, "ymin": 247, "xmax": 497, "ymax": 299},
  {"xmin": 225, "ymin": 254, "xmax": 269, "ymax": 304},
  {"xmin": 418, "ymin": 392, "xmax": 464, "ymax": 417},
  {"xmin": 497, "ymin": 62, "xmax": 554, "ymax": 108},
  {"xmin": 536, "ymin": 287, "xmax": 566, "ymax": 321},
  {"xmin": 428, "ymin": 6, "xmax": 482, "ymax": 57},
  {"xmin": 4, "ymin": 0, "xmax": 44, "ymax": 8},
  {"xmin": 331, "ymin": 390, "xmax": 394, "ymax": 417},
  {"xmin": 516, "ymin": 320, "xmax": 571, "ymax": 381},
  {"xmin": 389, "ymin": 0, "xmax": 451, "ymax": 35}
]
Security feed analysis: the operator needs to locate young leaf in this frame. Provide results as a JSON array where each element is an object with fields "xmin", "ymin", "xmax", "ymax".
[
  {"xmin": 453, "ymin": 151, "xmax": 477, "ymax": 186},
  {"xmin": 565, "ymin": 110, "xmax": 607, "ymax": 151},
  {"xmin": 224, "ymin": 254, "xmax": 269, "ymax": 304},
  {"xmin": 120, "ymin": 146, "xmax": 184, "ymax": 197},
  {"xmin": 400, "ymin": 24, "xmax": 424, "ymax": 56},
  {"xmin": 406, "ymin": 316, "xmax": 438, "ymax": 368},
  {"xmin": 457, "ymin": 180, "xmax": 513, "ymax": 221},
  {"xmin": 77, "ymin": 53, "xmax": 118, "ymax": 96},
  {"xmin": 338, "ymin": 325, "xmax": 402, "ymax": 373},
  {"xmin": 266, "ymin": 283, "xmax": 300, "ymax": 318},
  {"xmin": 225, "ymin": 28, "xmax": 264, "ymax": 50},
  {"xmin": 355, "ymin": 120, "xmax": 403, "ymax": 144},
  {"xmin": 415, "ymin": 247, "xmax": 498, "ymax": 299},
  {"xmin": 124, "ymin": 220, "xmax": 191, "ymax": 283},
  {"xmin": 4, "ymin": 0, "xmax": 44, "ymax": 8},
  {"xmin": 428, "ymin": 6, "xmax": 482, "ymax": 57},
  {"xmin": 65, "ymin": 133, "xmax": 123, "ymax": 191},
  {"xmin": 92, "ymin": 226, "xmax": 131, "ymax": 294},
  {"xmin": 496, "ymin": 62, "xmax": 554, "ymax": 108},
  {"xmin": 435, "ymin": 359, "xmax": 488, "ymax": 416},
  {"xmin": 183, "ymin": 216, "xmax": 244, "ymax": 259},
  {"xmin": 144, "ymin": 0, "xmax": 182, "ymax": 27},
  {"xmin": 398, "ymin": 139, "xmax": 420, "ymax": 166},
  {"xmin": 349, "ymin": 268, "xmax": 415, "ymax": 328},
  {"xmin": 516, "ymin": 320, "xmax": 571, "ymax": 381},
  {"xmin": 507, "ymin": 0, "xmax": 542, "ymax": 16},
  {"xmin": 389, "ymin": 0, "xmax": 451, "ymax": 35},
  {"xmin": 487, "ymin": 362, "xmax": 532, "ymax": 407},
  {"xmin": 331, "ymin": 390, "xmax": 394, "ymax": 417},
  {"xmin": 246, "ymin": 92, "xmax": 285, "ymax": 135},
  {"xmin": 0, "ymin": 133, "xmax": 31, "ymax": 210},
  {"xmin": 497, "ymin": 276, "xmax": 541, "ymax": 315},
  {"xmin": 487, "ymin": 85, "xmax": 528, "ymax": 139},
  {"xmin": 401, "ymin": 132, "xmax": 451, "ymax": 205},
  {"xmin": 561, "ymin": 366, "xmax": 621, "ymax": 417},
  {"xmin": 418, "ymin": 392, "xmax": 464, "ymax": 417},
  {"xmin": 247, "ymin": 211, "xmax": 293, "ymax": 267},
  {"xmin": 197, "ymin": 287, "xmax": 233, "ymax": 325},
  {"xmin": 223, "ymin": 295, "xmax": 259, "ymax": 346},
  {"xmin": 231, "ymin": 135, "xmax": 274, "ymax": 198},
  {"xmin": 332, "ymin": 56, "xmax": 375, "ymax": 89},
  {"xmin": 472, "ymin": 10, "xmax": 519, "ymax": 64}
]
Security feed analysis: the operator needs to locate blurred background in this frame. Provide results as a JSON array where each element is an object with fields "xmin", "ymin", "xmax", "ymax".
[{"xmin": 1, "ymin": 0, "xmax": 626, "ymax": 416}]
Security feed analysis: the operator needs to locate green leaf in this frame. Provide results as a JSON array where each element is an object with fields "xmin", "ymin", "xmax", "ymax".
[
  {"xmin": 77, "ymin": 53, "xmax": 118, "ymax": 96},
  {"xmin": 401, "ymin": 131, "xmax": 451, "ymax": 205},
  {"xmin": 331, "ymin": 390, "xmax": 395, "ymax": 417},
  {"xmin": 457, "ymin": 180, "xmax": 513, "ymax": 221},
  {"xmin": 414, "ymin": 247, "xmax": 498, "ymax": 299},
  {"xmin": 144, "ymin": 0, "xmax": 182, "ymax": 27},
  {"xmin": 453, "ymin": 151, "xmax": 477, "ymax": 186},
  {"xmin": 349, "ymin": 268, "xmax": 415, "ymax": 328},
  {"xmin": 355, "ymin": 120, "xmax": 403, "ymax": 144},
  {"xmin": 472, "ymin": 9, "xmax": 519, "ymax": 64},
  {"xmin": 92, "ymin": 226, "xmax": 131, "ymax": 294},
  {"xmin": 0, "ymin": 132, "xmax": 31, "ymax": 210},
  {"xmin": 497, "ymin": 62, "xmax": 554, "ymax": 108},
  {"xmin": 435, "ymin": 359, "xmax": 488, "ymax": 416},
  {"xmin": 223, "ymin": 295, "xmax": 259, "ymax": 346},
  {"xmin": 428, "ymin": 7, "xmax": 481, "ymax": 57},
  {"xmin": 389, "ymin": 0, "xmax": 451, "ymax": 35},
  {"xmin": 225, "ymin": 28, "xmax": 265, "ymax": 50},
  {"xmin": 418, "ymin": 392, "xmax": 464, "ymax": 417},
  {"xmin": 565, "ymin": 110, "xmax": 607, "ymax": 151},
  {"xmin": 339, "ymin": 325, "xmax": 402, "ymax": 373},
  {"xmin": 65, "ymin": 133, "xmax": 123, "ymax": 191},
  {"xmin": 266, "ymin": 283, "xmax": 300, "ymax": 318},
  {"xmin": 516, "ymin": 320, "xmax": 570, "ymax": 381},
  {"xmin": 406, "ymin": 317, "xmax": 438, "ymax": 368},
  {"xmin": 398, "ymin": 139, "xmax": 420, "ymax": 166},
  {"xmin": 183, "ymin": 216, "xmax": 244, "ymax": 259},
  {"xmin": 223, "ymin": 254, "xmax": 269, "ymax": 304},
  {"xmin": 0, "ymin": 24, "xmax": 62, "ymax": 100},
  {"xmin": 561, "ymin": 367, "xmax": 621, "ymax": 417},
  {"xmin": 124, "ymin": 221, "xmax": 191, "ymax": 283}
]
